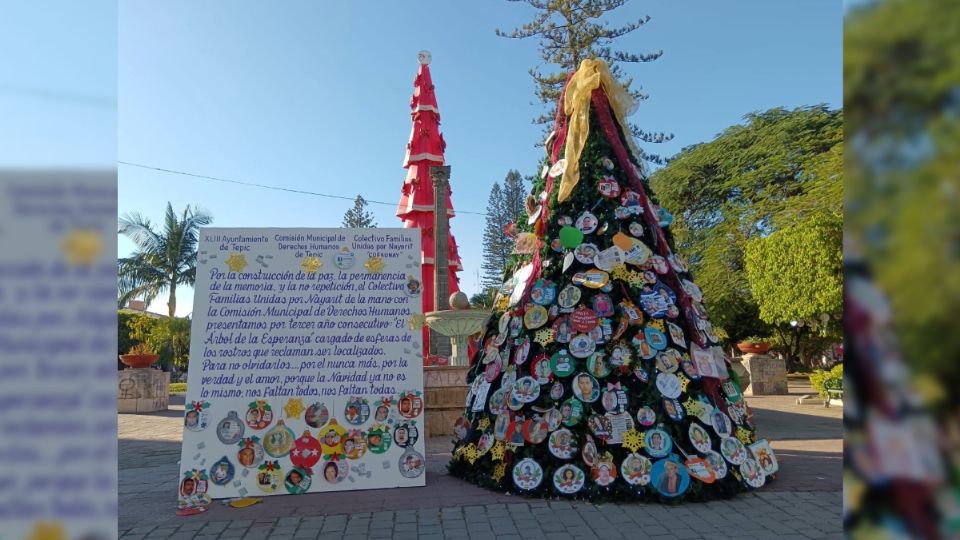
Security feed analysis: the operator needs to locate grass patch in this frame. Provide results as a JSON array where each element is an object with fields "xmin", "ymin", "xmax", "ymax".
[{"xmin": 169, "ymin": 382, "xmax": 187, "ymax": 395}]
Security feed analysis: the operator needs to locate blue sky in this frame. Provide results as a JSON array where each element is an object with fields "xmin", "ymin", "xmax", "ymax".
[{"xmin": 115, "ymin": 0, "xmax": 842, "ymax": 316}]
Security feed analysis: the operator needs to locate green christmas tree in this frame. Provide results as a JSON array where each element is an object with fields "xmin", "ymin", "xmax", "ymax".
[{"xmin": 449, "ymin": 60, "xmax": 776, "ymax": 502}]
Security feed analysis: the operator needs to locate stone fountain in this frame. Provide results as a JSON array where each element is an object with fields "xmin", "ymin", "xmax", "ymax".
[{"xmin": 421, "ymin": 292, "xmax": 491, "ymax": 436}]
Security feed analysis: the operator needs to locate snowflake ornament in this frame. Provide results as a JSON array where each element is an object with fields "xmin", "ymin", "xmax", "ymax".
[{"xmin": 622, "ymin": 429, "xmax": 644, "ymax": 453}]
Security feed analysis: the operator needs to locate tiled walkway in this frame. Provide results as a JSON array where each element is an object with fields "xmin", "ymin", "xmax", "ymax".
[{"xmin": 119, "ymin": 380, "xmax": 842, "ymax": 539}]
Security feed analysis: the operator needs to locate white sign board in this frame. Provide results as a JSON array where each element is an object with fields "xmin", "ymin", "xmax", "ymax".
[{"xmin": 178, "ymin": 228, "xmax": 425, "ymax": 505}]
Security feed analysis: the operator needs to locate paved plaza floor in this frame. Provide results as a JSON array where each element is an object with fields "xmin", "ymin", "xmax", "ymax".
[{"xmin": 119, "ymin": 379, "xmax": 842, "ymax": 539}]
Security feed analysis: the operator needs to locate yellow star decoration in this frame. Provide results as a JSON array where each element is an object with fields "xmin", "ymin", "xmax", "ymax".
[
  {"xmin": 300, "ymin": 256, "xmax": 323, "ymax": 273},
  {"xmin": 627, "ymin": 270, "xmax": 645, "ymax": 288},
  {"xmin": 611, "ymin": 264, "xmax": 630, "ymax": 281},
  {"xmin": 736, "ymin": 427, "xmax": 755, "ymax": 445},
  {"xmin": 61, "ymin": 228, "xmax": 103, "ymax": 266},
  {"xmin": 25, "ymin": 522, "xmax": 67, "ymax": 540},
  {"xmin": 225, "ymin": 252, "xmax": 248, "ymax": 272},
  {"xmin": 648, "ymin": 319, "xmax": 666, "ymax": 332},
  {"xmin": 364, "ymin": 256, "xmax": 386, "ymax": 273},
  {"xmin": 408, "ymin": 314, "xmax": 426, "ymax": 330},
  {"xmin": 453, "ymin": 445, "xmax": 466, "ymax": 460},
  {"xmin": 678, "ymin": 374, "xmax": 691, "ymax": 392},
  {"xmin": 534, "ymin": 327, "xmax": 555, "ymax": 347},
  {"xmin": 492, "ymin": 462, "xmax": 507, "ymax": 482},
  {"xmin": 283, "ymin": 398, "xmax": 306, "ymax": 419},
  {"xmin": 684, "ymin": 398, "xmax": 706, "ymax": 419},
  {"xmin": 477, "ymin": 416, "xmax": 491, "ymax": 432},
  {"xmin": 490, "ymin": 440, "xmax": 507, "ymax": 461},
  {"xmin": 622, "ymin": 429, "xmax": 644, "ymax": 453},
  {"xmin": 465, "ymin": 443, "xmax": 480, "ymax": 464},
  {"xmin": 494, "ymin": 294, "xmax": 510, "ymax": 312}
]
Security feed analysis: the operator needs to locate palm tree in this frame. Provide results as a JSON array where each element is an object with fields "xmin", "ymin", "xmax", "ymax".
[{"xmin": 118, "ymin": 202, "xmax": 213, "ymax": 319}]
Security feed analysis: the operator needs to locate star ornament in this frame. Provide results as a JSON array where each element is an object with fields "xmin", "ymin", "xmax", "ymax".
[
  {"xmin": 611, "ymin": 264, "xmax": 630, "ymax": 281},
  {"xmin": 225, "ymin": 252, "xmax": 248, "ymax": 272},
  {"xmin": 684, "ymin": 398, "xmax": 706, "ymax": 418},
  {"xmin": 408, "ymin": 313, "xmax": 426, "ymax": 330},
  {"xmin": 678, "ymin": 374, "xmax": 691, "ymax": 392},
  {"xmin": 283, "ymin": 398, "xmax": 306, "ymax": 419},
  {"xmin": 622, "ymin": 429, "xmax": 644, "ymax": 453},
  {"xmin": 365, "ymin": 256, "xmax": 386, "ymax": 273},
  {"xmin": 490, "ymin": 440, "xmax": 507, "ymax": 461},
  {"xmin": 477, "ymin": 416, "xmax": 491, "ymax": 432},
  {"xmin": 300, "ymin": 256, "xmax": 323, "ymax": 273},
  {"xmin": 465, "ymin": 443, "xmax": 480, "ymax": 464},
  {"xmin": 61, "ymin": 228, "xmax": 103, "ymax": 266},
  {"xmin": 492, "ymin": 462, "xmax": 507, "ymax": 482},
  {"xmin": 736, "ymin": 426, "xmax": 755, "ymax": 445},
  {"xmin": 534, "ymin": 328, "xmax": 555, "ymax": 347}
]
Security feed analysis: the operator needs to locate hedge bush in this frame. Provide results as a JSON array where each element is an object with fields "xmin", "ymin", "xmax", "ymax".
[{"xmin": 809, "ymin": 364, "xmax": 843, "ymax": 397}]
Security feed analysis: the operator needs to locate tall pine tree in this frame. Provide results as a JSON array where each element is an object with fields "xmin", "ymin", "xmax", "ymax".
[
  {"xmin": 482, "ymin": 171, "xmax": 529, "ymax": 290},
  {"xmin": 342, "ymin": 195, "xmax": 377, "ymax": 228},
  {"xmin": 496, "ymin": 0, "xmax": 671, "ymax": 164}
]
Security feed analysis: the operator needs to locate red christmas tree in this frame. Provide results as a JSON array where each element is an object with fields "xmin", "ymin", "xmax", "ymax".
[{"xmin": 396, "ymin": 51, "xmax": 463, "ymax": 358}]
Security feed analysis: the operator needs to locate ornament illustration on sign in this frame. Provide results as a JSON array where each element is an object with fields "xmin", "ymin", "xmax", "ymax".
[
  {"xmin": 210, "ymin": 456, "xmax": 234, "ymax": 486},
  {"xmin": 513, "ymin": 458, "xmax": 544, "ymax": 491},
  {"xmin": 217, "ymin": 411, "xmax": 245, "ymax": 445},
  {"xmin": 334, "ymin": 247, "xmax": 355, "ymax": 269},
  {"xmin": 237, "ymin": 437, "xmax": 265, "ymax": 469},
  {"xmin": 300, "ymin": 256, "xmax": 322, "ymax": 274},
  {"xmin": 184, "ymin": 401, "xmax": 210, "ymax": 432},
  {"xmin": 283, "ymin": 398, "xmax": 306, "ymax": 419},
  {"xmin": 343, "ymin": 429, "xmax": 368, "ymax": 460},
  {"xmin": 263, "ymin": 420, "xmax": 295, "ymax": 458},
  {"xmin": 393, "ymin": 422, "xmax": 420, "ymax": 448},
  {"xmin": 245, "ymin": 401, "xmax": 273, "ymax": 431},
  {"xmin": 398, "ymin": 391, "xmax": 424, "ymax": 418},
  {"xmin": 290, "ymin": 431, "xmax": 322, "ymax": 469},
  {"xmin": 256, "ymin": 461, "xmax": 283, "ymax": 493},
  {"xmin": 284, "ymin": 467, "xmax": 312, "ymax": 495},
  {"xmin": 319, "ymin": 419, "xmax": 346, "ymax": 455},
  {"xmin": 366, "ymin": 425, "xmax": 392, "ymax": 454},
  {"xmin": 321, "ymin": 458, "xmax": 349, "ymax": 484},
  {"xmin": 344, "ymin": 397, "xmax": 370, "ymax": 426}
]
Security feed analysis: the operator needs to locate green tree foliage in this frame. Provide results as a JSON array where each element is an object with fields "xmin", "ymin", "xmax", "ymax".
[
  {"xmin": 846, "ymin": 0, "xmax": 960, "ymax": 377},
  {"xmin": 744, "ymin": 216, "xmax": 843, "ymax": 326},
  {"xmin": 481, "ymin": 171, "xmax": 528, "ymax": 289},
  {"xmin": 650, "ymin": 106, "xmax": 843, "ymax": 350},
  {"xmin": 342, "ymin": 195, "xmax": 378, "ymax": 228},
  {"xmin": 496, "ymin": 0, "xmax": 670, "ymax": 161},
  {"xmin": 118, "ymin": 202, "xmax": 213, "ymax": 319},
  {"xmin": 469, "ymin": 289, "xmax": 496, "ymax": 310},
  {"xmin": 121, "ymin": 311, "xmax": 192, "ymax": 371}
]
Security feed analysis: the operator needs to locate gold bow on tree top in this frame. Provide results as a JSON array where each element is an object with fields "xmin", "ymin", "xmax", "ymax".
[{"xmin": 558, "ymin": 58, "xmax": 642, "ymax": 203}]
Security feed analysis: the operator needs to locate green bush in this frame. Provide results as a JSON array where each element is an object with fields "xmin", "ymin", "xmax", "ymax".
[
  {"xmin": 169, "ymin": 382, "xmax": 187, "ymax": 395},
  {"xmin": 809, "ymin": 364, "xmax": 843, "ymax": 397}
]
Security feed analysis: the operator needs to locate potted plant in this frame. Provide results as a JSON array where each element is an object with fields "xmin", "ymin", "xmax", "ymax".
[
  {"xmin": 120, "ymin": 342, "xmax": 160, "ymax": 369},
  {"xmin": 736, "ymin": 336, "xmax": 771, "ymax": 355}
]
